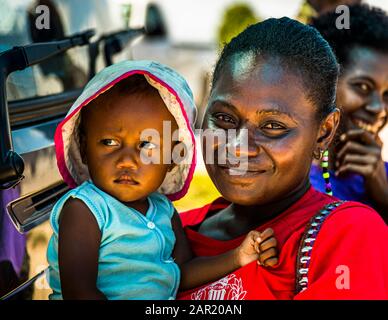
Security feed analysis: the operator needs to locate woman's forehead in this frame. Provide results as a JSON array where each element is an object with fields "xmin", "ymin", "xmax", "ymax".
[
  {"xmin": 218, "ymin": 55, "xmax": 303, "ymax": 91},
  {"xmin": 209, "ymin": 58, "xmax": 316, "ymax": 121},
  {"xmin": 213, "ymin": 63, "xmax": 305, "ymax": 101},
  {"xmin": 345, "ymin": 46, "xmax": 388, "ymax": 80}
]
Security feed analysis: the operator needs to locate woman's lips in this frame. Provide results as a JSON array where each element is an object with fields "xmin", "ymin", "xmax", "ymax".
[
  {"xmin": 217, "ymin": 165, "xmax": 267, "ymax": 177},
  {"xmin": 352, "ymin": 117, "xmax": 386, "ymax": 135}
]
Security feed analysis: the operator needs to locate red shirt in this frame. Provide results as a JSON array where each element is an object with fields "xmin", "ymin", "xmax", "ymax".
[{"xmin": 177, "ymin": 187, "xmax": 388, "ymax": 300}]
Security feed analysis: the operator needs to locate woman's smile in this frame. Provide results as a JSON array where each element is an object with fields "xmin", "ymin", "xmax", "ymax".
[
  {"xmin": 349, "ymin": 115, "xmax": 387, "ymax": 135},
  {"xmin": 217, "ymin": 164, "xmax": 270, "ymax": 177}
]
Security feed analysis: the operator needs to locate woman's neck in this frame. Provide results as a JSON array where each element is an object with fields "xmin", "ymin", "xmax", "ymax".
[
  {"xmin": 229, "ymin": 179, "xmax": 311, "ymax": 227},
  {"xmin": 197, "ymin": 178, "xmax": 311, "ymax": 240}
]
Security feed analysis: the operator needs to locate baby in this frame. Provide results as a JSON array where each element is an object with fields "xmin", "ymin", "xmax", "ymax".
[{"xmin": 47, "ymin": 60, "xmax": 278, "ymax": 299}]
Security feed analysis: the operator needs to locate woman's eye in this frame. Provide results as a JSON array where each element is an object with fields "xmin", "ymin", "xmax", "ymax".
[
  {"xmin": 354, "ymin": 82, "xmax": 371, "ymax": 94},
  {"xmin": 262, "ymin": 123, "xmax": 285, "ymax": 130},
  {"xmin": 260, "ymin": 122, "xmax": 289, "ymax": 137},
  {"xmin": 139, "ymin": 141, "xmax": 156, "ymax": 150},
  {"xmin": 101, "ymin": 139, "xmax": 119, "ymax": 146},
  {"xmin": 383, "ymin": 91, "xmax": 388, "ymax": 102},
  {"xmin": 213, "ymin": 113, "xmax": 237, "ymax": 125}
]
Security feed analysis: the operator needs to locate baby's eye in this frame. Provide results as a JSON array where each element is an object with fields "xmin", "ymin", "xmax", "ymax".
[
  {"xmin": 139, "ymin": 141, "xmax": 156, "ymax": 150},
  {"xmin": 101, "ymin": 139, "xmax": 120, "ymax": 147}
]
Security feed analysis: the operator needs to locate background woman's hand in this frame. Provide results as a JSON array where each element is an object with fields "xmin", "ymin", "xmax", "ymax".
[{"xmin": 335, "ymin": 129, "xmax": 388, "ymax": 216}]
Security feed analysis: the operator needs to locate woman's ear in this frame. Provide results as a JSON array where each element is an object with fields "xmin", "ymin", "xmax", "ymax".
[{"xmin": 315, "ymin": 108, "xmax": 341, "ymax": 151}]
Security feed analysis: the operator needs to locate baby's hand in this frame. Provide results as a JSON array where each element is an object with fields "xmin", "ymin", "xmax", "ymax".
[{"xmin": 235, "ymin": 228, "xmax": 278, "ymax": 268}]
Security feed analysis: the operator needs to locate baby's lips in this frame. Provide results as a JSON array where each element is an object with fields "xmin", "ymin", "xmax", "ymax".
[{"xmin": 114, "ymin": 174, "xmax": 139, "ymax": 184}]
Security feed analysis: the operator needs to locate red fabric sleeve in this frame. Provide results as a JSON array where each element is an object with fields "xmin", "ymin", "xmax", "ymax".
[{"xmin": 295, "ymin": 204, "xmax": 388, "ymax": 300}]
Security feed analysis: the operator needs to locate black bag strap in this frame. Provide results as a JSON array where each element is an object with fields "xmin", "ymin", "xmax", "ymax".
[{"xmin": 295, "ymin": 201, "xmax": 346, "ymax": 294}]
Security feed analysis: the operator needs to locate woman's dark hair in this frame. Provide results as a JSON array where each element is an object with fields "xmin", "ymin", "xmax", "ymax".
[
  {"xmin": 212, "ymin": 17, "xmax": 339, "ymax": 121},
  {"xmin": 311, "ymin": 4, "xmax": 388, "ymax": 67}
]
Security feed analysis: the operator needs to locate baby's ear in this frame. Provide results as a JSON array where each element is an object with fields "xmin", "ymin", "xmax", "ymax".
[{"xmin": 316, "ymin": 108, "xmax": 341, "ymax": 150}]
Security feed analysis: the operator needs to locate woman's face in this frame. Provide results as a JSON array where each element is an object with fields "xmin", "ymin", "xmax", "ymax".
[
  {"xmin": 202, "ymin": 55, "xmax": 329, "ymax": 206},
  {"xmin": 337, "ymin": 47, "xmax": 388, "ymax": 137}
]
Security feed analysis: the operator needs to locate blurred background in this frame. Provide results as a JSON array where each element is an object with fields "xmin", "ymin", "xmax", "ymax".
[{"xmin": 0, "ymin": 0, "xmax": 387, "ymax": 299}]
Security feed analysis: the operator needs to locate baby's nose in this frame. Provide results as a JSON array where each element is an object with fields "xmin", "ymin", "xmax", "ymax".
[{"xmin": 116, "ymin": 151, "xmax": 138, "ymax": 169}]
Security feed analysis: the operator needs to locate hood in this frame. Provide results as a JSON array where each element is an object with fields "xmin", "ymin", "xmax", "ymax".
[{"xmin": 54, "ymin": 60, "xmax": 197, "ymax": 201}]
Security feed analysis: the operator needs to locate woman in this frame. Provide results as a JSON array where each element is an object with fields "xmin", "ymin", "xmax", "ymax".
[
  {"xmin": 177, "ymin": 17, "xmax": 388, "ymax": 299},
  {"xmin": 310, "ymin": 4, "xmax": 388, "ymax": 221}
]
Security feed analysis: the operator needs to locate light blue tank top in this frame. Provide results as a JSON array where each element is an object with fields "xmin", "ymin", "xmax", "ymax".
[{"xmin": 46, "ymin": 181, "xmax": 180, "ymax": 300}]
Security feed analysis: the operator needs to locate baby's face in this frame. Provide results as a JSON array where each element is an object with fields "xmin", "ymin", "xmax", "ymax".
[{"xmin": 81, "ymin": 91, "xmax": 178, "ymax": 204}]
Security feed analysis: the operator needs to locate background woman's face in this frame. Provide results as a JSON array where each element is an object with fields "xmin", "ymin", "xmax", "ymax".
[
  {"xmin": 202, "ymin": 56, "xmax": 321, "ymax": 206},
  {"xmin": 337, "ymin": 47, "xmax": 388, "ymax": 137}
]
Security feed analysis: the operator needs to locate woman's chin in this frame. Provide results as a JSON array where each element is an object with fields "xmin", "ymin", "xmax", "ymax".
[{"xmin": 220, "ymin": 188, "xmax": 271, "ymax": 206}]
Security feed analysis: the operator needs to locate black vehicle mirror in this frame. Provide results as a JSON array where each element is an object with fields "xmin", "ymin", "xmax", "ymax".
[
  {"xmin": 144, "ymin": 3, "xmax": 167, "ymax": 37},
  {"xmin": 0, "ymin": 29, "xmax": 94, "ymax": 190},
  {"xmin": 88, "ymin": 27, "xmax": 144, "ymax": 78},
  {"xmin": 7, "ymin": 181, "xmax": 69, "ymax": 233}
]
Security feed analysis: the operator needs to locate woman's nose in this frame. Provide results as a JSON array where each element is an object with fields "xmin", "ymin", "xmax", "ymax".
[
  {"xmin": 233, "ymin": 144, "xmax": 259, "ymax": 158},
  {"xmin": 227, "ymin": 129, "xmax": 259, "ymax": 158},
  {"xmin": 365, "ymin": 94, "xmax": 385, "ymax": 115}
]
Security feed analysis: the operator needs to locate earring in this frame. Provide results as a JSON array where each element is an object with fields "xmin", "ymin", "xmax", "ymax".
[{"xmin": 320, "ymin": 150, "xmax": 332, "ymax": 196}]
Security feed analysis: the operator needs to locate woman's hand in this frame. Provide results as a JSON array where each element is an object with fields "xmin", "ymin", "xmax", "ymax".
[
  {"xmin": 335, "ymin": 129, "xmax": 388, "ymax": 216},
  {"xmin": 235, "ymin": 228, "xmax": 278, "ymax": 268}
]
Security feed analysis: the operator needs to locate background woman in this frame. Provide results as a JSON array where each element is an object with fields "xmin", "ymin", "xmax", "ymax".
[{"xmin": 310, "ymin": 4, "xmax": 388, "ymax": 221}]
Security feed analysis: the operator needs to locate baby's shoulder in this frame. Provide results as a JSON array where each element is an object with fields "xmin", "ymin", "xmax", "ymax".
[
  {"xmin": 51, "ymin": 181, "xmax": 107, "ymax": 232},
  {"xmin": 61, "ymin": 181, "xmax": 106, "ymax": 210},
  {"xmin": 149, "ymin": 192, "xmax": 175, "ymax": 218}
]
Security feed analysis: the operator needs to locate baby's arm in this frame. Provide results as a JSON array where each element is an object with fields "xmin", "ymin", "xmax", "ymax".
[
  {"xmin": 58, "ymin": 198, "xmax": 106, "ymax": 299},
  {"xmin": 171, "ymin": 211, "xmax": 278, "ymax": 291}
]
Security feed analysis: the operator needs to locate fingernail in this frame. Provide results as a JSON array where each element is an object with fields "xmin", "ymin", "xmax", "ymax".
[
  {"xmin": 256, "ymin": 237, "xmax": 262, "ymax": 243},
  {"xmin": 340, "ymin": 134, "xmax": 346, "ymax": 141}
]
